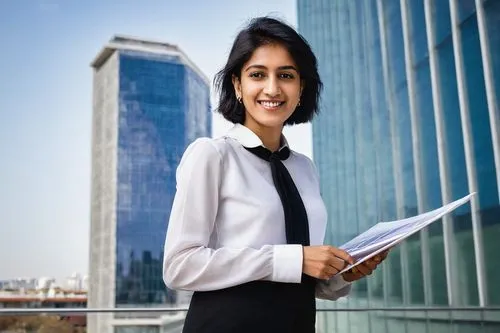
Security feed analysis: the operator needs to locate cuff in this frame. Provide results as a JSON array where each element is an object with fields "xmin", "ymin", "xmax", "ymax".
[
  {"xmin": 331, "ymin": 274, "xmax": 352, "ymax": 290},
  {"xmin": 315, "ymin": 275, "xmax": 352, "ymax": 300},
  {"xmin": 272, "ymin": 244, "xmax": 303, "ymax": 283}
]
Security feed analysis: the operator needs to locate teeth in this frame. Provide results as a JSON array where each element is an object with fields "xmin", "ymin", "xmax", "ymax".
[{"xmin": 261, "ymin": 101, "xmax": 282, "ymax": 108}]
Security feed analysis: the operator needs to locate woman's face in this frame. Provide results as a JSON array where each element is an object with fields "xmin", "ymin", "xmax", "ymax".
[{"xmin": 233, "ymin": 43, "xmax": 302, "ymax": 132}]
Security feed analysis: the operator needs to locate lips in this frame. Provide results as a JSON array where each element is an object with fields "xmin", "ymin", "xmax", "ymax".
[{"xmin": 258, "ymin": 100, "xmax": 285, "ymax": 110}]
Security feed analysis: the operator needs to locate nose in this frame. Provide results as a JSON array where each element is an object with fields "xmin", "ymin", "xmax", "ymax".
[{"xmin": 263, "ymin": 77, "xmax": 281, "ymax": 97}]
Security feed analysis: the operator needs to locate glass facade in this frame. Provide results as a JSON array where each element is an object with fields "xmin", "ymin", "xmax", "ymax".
[
  {"xmin": 88, "ymin": 38, "xmax": 210, "ymax": 333},
  {"xmin": 298, "ymin": 0, "xmax": 500, "ymax": 332},
  {"xmin": 115, "ymin": 52, "xmax": 210, "ymax": 307}
]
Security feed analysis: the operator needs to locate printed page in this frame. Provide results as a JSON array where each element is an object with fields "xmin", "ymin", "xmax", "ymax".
[{"xmin": 336, "ymin": 192, "xmax": 475, "ymax": 275}]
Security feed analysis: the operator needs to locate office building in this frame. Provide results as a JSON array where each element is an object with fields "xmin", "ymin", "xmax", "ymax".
[
  {"xmin": 88, "ymin": 35, "xmax": 211, "ymax": 333},
  {"xmin": 298, "ymin": 0, "xmax": 500, "ymax": 332}
]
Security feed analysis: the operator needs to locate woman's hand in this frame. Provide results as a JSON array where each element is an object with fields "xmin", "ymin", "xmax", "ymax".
[
  {"xmin": 341, "ymin": 250, "xmax": 389, "ymax": 282},
  {"xmin": 302, "ymin": 246, "xmax": 355, "ymax": 280}
]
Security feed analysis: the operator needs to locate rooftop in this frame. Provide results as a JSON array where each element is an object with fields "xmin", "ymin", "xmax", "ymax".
[{"xmin": 91, "ymin": 34, "xmax": 209, "ymax": 85}]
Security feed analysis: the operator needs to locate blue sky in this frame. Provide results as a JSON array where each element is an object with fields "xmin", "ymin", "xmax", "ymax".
[{"xmin": 0, "ymin": 0, "xmax": 311, "ymax": 281}]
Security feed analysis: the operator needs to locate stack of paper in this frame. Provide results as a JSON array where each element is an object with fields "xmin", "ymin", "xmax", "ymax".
[{"xmin": 337, "ymin": 193, "xmax": 476, "ymax": 274}]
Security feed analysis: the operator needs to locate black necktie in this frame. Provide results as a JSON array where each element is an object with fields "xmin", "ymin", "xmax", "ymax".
[{"xmin": 245, "ymin": 145, "xmax": 310, "ymax": 246}]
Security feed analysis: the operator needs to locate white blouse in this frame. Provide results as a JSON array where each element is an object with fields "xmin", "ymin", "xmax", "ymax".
[{"xmin": 162, "ymin": 124, "xmax": 351, "ymax": 300}]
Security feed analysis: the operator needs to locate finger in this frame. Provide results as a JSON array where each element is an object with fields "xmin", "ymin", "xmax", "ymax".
[
  {"xmin": 344, "ymin": 266, "xmax": 362, "ymax": 280},
  {"xmin": 356, "ymin": 264, "xmax": 372, "ymax": 276},
  {"xmin": 381, "ymin": 250, "xmax": 390, "ymax": 259},
  {"xmin": 316, "ymin": 263, "xmax": 338, "ymax": 280},
  {"xmin": 364, "ymin": 259, "xmax": 378, "ymax": 270},
  {"xmin": 322, "ymin": 265, "xmax": 339, "ymax": 279},
  {"xmin": 342, "ymin": 271, "xmax": 356, "ymax": 282},
  {"xmin": 328, "ymin": 256, "xmax": 347, "ymax": 271},
  {"xmin": 329, "ymin": 247, "xmax": 355, "ymax": 265}
]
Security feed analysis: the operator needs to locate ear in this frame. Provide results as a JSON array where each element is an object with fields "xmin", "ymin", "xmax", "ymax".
[
  {"xmin": 232, "ymin": 75, "xmax": 242, "ymax": 99},
  {"xmin": 300, "ymin": 80, "xmax": 305, "ymax": 97}
]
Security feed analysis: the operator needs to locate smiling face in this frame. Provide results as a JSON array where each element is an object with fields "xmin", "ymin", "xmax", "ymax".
[{"xmin": 233, "ymin": 43, "xmax": 303, "ymax": 133}]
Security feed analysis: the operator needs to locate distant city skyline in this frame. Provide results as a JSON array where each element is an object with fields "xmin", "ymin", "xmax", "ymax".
[
  {"xmin": 0, "ymin": 273, "xmax": 88, "ymax": 290},
  {"xmin": 0, "ymin": 1, "xmax": 310, "ymax": 281}
]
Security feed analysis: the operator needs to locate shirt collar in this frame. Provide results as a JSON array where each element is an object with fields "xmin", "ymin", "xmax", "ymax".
[{"xmin": 226, "ymin": 124, "xmax": 289, "ymax": 151}]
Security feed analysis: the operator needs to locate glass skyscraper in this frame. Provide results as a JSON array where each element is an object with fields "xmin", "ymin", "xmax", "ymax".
[
  {"xmin": 298, "ymin": 0, "xmax": 500, "ymax": 332},
  {"xmin": 87, "ymin": 36, "xmax": 211, "ymax": 333}
]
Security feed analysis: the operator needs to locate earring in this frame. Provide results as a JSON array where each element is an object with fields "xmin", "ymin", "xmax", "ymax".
[
  {"xmin": 298, "ymin": 99, "xmax": 301, "ymax": 106},
  {"xmin": 237, "ymin": 96, "xmax": 242, "ymax": 104}
]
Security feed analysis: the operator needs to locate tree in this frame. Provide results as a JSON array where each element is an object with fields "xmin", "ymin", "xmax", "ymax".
[
  {"xmin": 0, "ymin": 316, "xmax": 20, "ymax": 330},
  {"xmin": 37, "ymin": 317, "xmax": 73, "ymax": 333},
  {"xmin": 0, "ymin": 315, "xmax": 76, "ymax": 333}
]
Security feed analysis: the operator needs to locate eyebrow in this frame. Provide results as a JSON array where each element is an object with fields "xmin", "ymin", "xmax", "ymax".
[{"xmin": 244, "ymin": 65, "xmax": 298, "ymax": 72}]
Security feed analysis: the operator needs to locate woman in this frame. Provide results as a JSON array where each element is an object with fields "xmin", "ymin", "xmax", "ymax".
[{"xmin": 163, "ymin": 16, "xmax": 388, "ymax": 333}]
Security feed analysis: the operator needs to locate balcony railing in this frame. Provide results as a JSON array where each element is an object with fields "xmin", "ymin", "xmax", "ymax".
[{"xmin": 1, "ymin": 306, "xmax": 499, "ymax": 333}]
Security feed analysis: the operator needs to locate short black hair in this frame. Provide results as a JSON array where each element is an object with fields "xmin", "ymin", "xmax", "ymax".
[{"xmin": 214, "ymin": 16, "xmax": 323, "ymax": 125}]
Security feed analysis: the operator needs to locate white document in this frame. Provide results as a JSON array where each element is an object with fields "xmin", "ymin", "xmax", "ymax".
[{"xmin": 337, "ymin": 193, "xmax": 476, "ymax": 275}]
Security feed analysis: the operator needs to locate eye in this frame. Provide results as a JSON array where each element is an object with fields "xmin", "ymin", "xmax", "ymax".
[
  {"xmin": 249, "ymin": 72, "xmax": 265, "ymax": 79},
  {"xmin": 279, "ymin": 73, "xmax": 295, "ymax": 79}
]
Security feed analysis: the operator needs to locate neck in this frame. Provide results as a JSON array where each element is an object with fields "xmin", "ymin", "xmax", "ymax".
[{"xmin": 244, "ymin": 122, "xmax": 283, "ymax": 152}]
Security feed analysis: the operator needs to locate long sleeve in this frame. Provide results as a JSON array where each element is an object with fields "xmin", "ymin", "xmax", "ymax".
[
  {"xmin": 304, "ymin": 157, "xmax": 353, "ymax": 300},
  {"xmin": 315, "ymin": 275, "xmax": 352, "ymax": 300},
  {"xmin": 162, "ymin": 138, "xmax": 303, "ymax": 292}
]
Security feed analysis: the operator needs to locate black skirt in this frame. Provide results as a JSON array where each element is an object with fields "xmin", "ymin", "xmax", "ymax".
[{"xmin": 182, "ymin": 277, "xmax": 317, "ymax": 333}]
